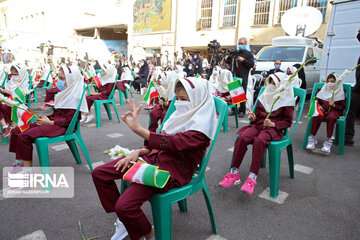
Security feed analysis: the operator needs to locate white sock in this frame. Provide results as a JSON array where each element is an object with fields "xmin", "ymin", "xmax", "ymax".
[
  {"xmin": 248, "ymin": 172, "xmax": 257, "ymax": 181},
  {"xmin": 230, "ymin": 168, "xmax": 239, "ymax": 175}
]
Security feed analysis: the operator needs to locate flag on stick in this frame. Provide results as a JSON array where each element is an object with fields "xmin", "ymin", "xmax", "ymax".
[
  {"xmin": 142, "ymin": 81, "xmax": 159, "ymax": 105},
  {"xmin": 227, "ymin": 78, "xmax": 247, "ymax": 104},
  {"xmin": 306, "ymin": 98, "xmax": 324, "ymax": 118}
]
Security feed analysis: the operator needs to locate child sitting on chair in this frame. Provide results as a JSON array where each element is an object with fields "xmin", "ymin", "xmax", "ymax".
[
  {"xmin": 92, "ymin": 78, "xmax": 217, "ymax": 240},
  {"xmin": 306, "ymin": 73, "xmax": 345, "ymax": 153},
  {"xmin": 116, "ymin": 65, "xmax": 133, "ymax": 95},
  {"xmin": 219, "ymin": 73, "xmax": 295, "ymax": 195},
  {"xmin": 148, "ymin": 70, "xmax": 178, "ymax": 132},
  {"xmin": 81, "ymin": 63, "xmax": 117, "ymax": 124},
  {"xmin": 8, "ymin": 66, "xmax": 88, "ymax": 173}
]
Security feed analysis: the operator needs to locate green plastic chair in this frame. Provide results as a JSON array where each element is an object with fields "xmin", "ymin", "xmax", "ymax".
[
  {"xmin": 1, "ymin": 125, "xmax": 8, "ymax": 144},
  {"xmin": 121, "ymin": 96, "xmax": 227, "ymax": 239},
  {"xmin": 0, "ymin": 72, "xmax": 8, "ymax": 89},
  {"xmin": 34, "ymin": 70, "xmax": 52, "ymax": 104},
  {"xmin": 93, "ymin": 75, "xmax": 121, "ymax": 128},
  {"xmin": 230, "ymin": 87, "xmax": 306, "ymax": 198},
  {"xmin": 34, "ymin": 85, "xmax": 93, "ymax": 171},
  {"xmin": 301, "ymin": 82, "xmax": 351, "ymax": 156},
  {"xmin": 222, "ymin": 104, "xmax": 238, "ymax": 133},
  {"xmin": 117, "ymin": 81, "xmax": 134, "ymax": 106}
]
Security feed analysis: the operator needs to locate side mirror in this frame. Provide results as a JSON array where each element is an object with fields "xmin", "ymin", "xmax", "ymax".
[{"xmin": 306, "ymin": 58, "xmax": 317, "ymax": 65}]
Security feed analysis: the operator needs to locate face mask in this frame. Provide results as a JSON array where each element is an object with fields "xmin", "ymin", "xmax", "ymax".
[
  {"xmin": 174, "ymin": 100, "xmax": 192, "ymax": 114},
  {"xmin": 188, "ymin": 66, "xmax": 192, "ymax": 70},
  {"xmin": 237, "ymin": 45, "xmax": 245, "ymax": 51},
  {"xmin": 56, "ymin": 79, "xmax": 67, "ymax": 91},
  {"xmin": 141, "ymin": 62, "xmax": 144, "ymax": 66},
  {"xmin": 212, "ymin": 70, "xmax": 218, "ymax": 75},
  {"xmin": 267, "ymin": 84, "xmax": 277, "ymax": 93},
  {"xmin": 275, "ymin": 65, "xmax": 281, "ymax": 70},
  {"xmin": 327, "ymin": 82, "xmax": 336, "ymax": 90},
  {"xmin": 11, "ymin": 75, "xmax": 20, "ymax": 81}
]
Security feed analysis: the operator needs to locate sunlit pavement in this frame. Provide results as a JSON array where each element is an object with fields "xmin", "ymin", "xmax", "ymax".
[{"xmin": 1, "ymin": 90, "xmax": 359, "ymax": 240}]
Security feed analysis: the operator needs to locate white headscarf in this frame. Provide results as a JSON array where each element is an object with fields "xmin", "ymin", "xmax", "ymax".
[
  {"xmin": 159, "ymin": 71, "xmax": 179, "ymax": 100},
  {"xmin": 5, "ymin": 65, "xmax": 29, "ymax": 93},
  {"xmin": 217, "ymin": 69, "xmax": 233, "ymax": 93},
  {"xmin": 41, "ymin": 63, "xmax": 51, "ymax": 81},
  {"xmin": 286, "ymin": 66, "xmax": 302, "ymax": 88},
  {"xmin": 120, "ymin": 66, "xmax": 133, "ymax": 81},
  {"xmin": 162, "ymin": 77, "xmax": 218, "ymax": 140},
  {"xmin": 174, "ymin": 65, "xmax": 185, "ymax": 79},
  {"xmin": 54, "ymin": 66, "xmax": 89, "ymax": 113},
  {"xmin": 209, "ymin": 66, "xmax": 221, "ymax": 94},
  {"xmin": 316, "ymin": 73, "xmax": 345, "ymax": 101},
  {"xmin": 259, "ymin": 72, "xmax": 295, "ymax": 112},
  {"xmin": 100, "ymin": 63, "xmax": 117, "ymax": 85}
]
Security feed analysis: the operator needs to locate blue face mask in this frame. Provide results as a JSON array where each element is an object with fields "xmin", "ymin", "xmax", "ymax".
[
  {"xmin": 237, "ymin": 45, "xmax": 245, "ymax": 51},
  {"xmin": 275, "ymin": 65, "xmax": 281, "ymax": 70},
  {"xmin": 56, "ymin": 79, "xmax": 67, "ymax": 91}
]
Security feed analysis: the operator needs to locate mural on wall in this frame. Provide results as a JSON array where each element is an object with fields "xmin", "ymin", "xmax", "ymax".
[
  {"xmin": 133, "ymin": 0, "xmax": 172, "ymax": 33},
  {"xmin": 103, "ymin": 40, "xmax": 128, "ymax": 59}
]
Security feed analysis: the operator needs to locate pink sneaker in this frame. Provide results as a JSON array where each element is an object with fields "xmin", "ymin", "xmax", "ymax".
[
  {"xmin": 47, "ymin": 100, "xmax": 55, "ymax": 106},
  {"xmin": 41, "ymin": 105, "xmax": 49, "ymax": 110},
  {"xmin": 219, "ymin": 172, "xmax": 241, "ymax": 188},
  {"xmin": 240, "ymin": 178, "xmax": 257, "ymax": 195},
  {"xmin": 4, "ymin": 163, "xmax": 23, "ymax": 178}
]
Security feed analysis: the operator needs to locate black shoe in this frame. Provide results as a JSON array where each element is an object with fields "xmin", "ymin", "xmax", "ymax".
[
  {"xmin": 238, "ymin": 112, "xmax": 245, "ymax": 118},
  {"xmin": 344, "ymin": 138, "xmax": 354, "ymax": 146}
]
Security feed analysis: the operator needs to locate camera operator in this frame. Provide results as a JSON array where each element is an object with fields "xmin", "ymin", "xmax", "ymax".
[{"xmin": 225, "ymin": 37, "xmax": 254, "ymax": 118}]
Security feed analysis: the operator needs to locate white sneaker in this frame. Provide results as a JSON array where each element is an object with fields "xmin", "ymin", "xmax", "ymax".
[
  {"xmin": 84, "ymin": 114, "xmax": 94, "ymax": 124},
  {"xmin": 80, "ymin": 115, "xmax": 87, "ymax": 123},
  {"xmin": 321, "ymin": 139, "xmax": 333, "ymax": 153},
  {"xmin": 111, "ymin": 218, "xmax": 128, "ymax": 240},
  {"xmin": 306, "ymin": 136, "xmax": 317, "ymax": 150}
]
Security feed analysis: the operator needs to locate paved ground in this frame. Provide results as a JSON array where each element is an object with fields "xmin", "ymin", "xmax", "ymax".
[{"xmin": 1, "ymin": 89, "xmax": 359, "ymax": 240}]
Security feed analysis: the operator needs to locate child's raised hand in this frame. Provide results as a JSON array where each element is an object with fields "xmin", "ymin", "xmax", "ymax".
[
  {"xmin": 248, "ymin": 112, "xmax": 256, "ymax": 122},
  {"xmin": 121, "ymin": 99, "xmax": 142, "ymax": 132}
]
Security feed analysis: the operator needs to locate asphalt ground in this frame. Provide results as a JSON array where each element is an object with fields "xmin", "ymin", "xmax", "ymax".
[{"xmin": 0, "ymin": 89, "xmax": 359, "ymax": 240}]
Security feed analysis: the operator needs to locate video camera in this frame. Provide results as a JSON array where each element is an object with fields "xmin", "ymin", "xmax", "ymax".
[{"xmin": 207, "ymin": 39, "xmax": 221, "ymax": 53}]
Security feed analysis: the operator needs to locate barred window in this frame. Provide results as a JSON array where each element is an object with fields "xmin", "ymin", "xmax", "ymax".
[
  {"xmin": 253, "ymin": 0, "xmax": 271, "ymax": 25},
  {"xmin": 307, "ymin": 0, "xmax": 327, "ymax": 22},
  {"xmin": 222, "ymin": 0, "xmax": 237, "ymax": 27},
  {"xmin": 277, "ymin": 0, "xmax": 298, "ymax": 24},
  {"xmin": 200, "ymin": 0, "xmax": 213, "ymax": 29}
]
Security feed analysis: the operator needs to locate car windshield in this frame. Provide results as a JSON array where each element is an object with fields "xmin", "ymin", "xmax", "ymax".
[{"xmin": 257, "ymin": 46, "xmax": 305, "ymax": 62}]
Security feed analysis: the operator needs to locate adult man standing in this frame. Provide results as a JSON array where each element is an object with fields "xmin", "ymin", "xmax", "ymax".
[
  {"xmin": 345, "ymin": 28, "xmax": 360, "ymax": 145},
  {"xmin": 226, "ymin": 37, "xmax": 254, "ymax": 117}
]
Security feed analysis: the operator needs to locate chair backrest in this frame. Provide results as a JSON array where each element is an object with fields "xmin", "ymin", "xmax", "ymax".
[
  {"xmin": 64, "ymin": 85, "xmax": 87, "ymax": 135},
  {"xmin": 251, "ymin": 86, "xmax": 306, "ymax": 140},
  {"xmin": 310, "ymin": 82, "xmax": 351, "ymax": 118},
  {"xmin": 42, "ymin": 70, "xmax": 52, "ymax": 86},
  {"xmin": 159, "ymin": 96, "xmax": 228, "ymax": 182},
  {"xmin": 1, "ymin": 72, "xmax": 8, "ymax": 89},
  {"xmin": 108, "ymin": 74, "xmax": 119, "ymax": 100}
]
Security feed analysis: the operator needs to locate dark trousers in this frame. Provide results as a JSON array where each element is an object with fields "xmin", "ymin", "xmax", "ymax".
[
  {"xmin": 91, "ymin": 160, "xmax": 165, "ymax": 240},
  {"xmin": 231, "ymin": 125, "xmax": 280, "ymax": 175},
  {"xmin": 133, "ymin": 78, "xmax": 147, "ymax": 91},
  {"xmin": 239, "ymin": 76, "xmax": 248, "ymax": 114},
  {"xmin": 346, "ymin": 91, "xmax": 360, "ymax": 139}
]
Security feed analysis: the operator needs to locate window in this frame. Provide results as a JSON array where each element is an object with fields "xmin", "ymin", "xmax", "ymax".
[
  {"xmin": 199, "ymin": 0, "xmax": 213, "ymax": 29},
  {"xmin": 257, "ymin": 46, "xmax": 306, "ymax": 62},
  {"xmin": 306, "ymin": 0, "xmax": 327, "ymax": 22},
  {"xmin": 277, "ymin": 0, "xmax": 297, "ymax": 24},
  {"xmin": 222, "ymin": 0, "xmax": 237, "ymax": 27},
  {"xmin": 253, "ymin": 0, "xmax": 271, "ymax": 25}
]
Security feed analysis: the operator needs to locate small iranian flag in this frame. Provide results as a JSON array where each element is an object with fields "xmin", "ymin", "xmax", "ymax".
[
  {"xmin": 306, "ymin": 98, "xmax": 324, "ymax": 118},
  {"xmin": 142, "ymin": 81, "xmax": 159, "ymax": 105},
  {"xmin": 93, "ymin": 73, "xmax": 102, "ymax": 88},
  {"xmin": 84, "ymin": 70, "xmax": 92, "ymax": 80},
  {"xmin": 10, "ymin": 87, "xmax": 26, "ymax": 104},
  {"xmin": 123, "ymin": 161, "xmax": 170, "ymax": 188},
  {"xmin": 227, "ymin": 78, "xmax": 247, "ymax": 104},
  {"xmin": 195, "ymin": 73, "xmax": 201, "ymax": 78},
  {"xmin": 11, "ymin": 104, "xmax": 35, "ymax": 132}
]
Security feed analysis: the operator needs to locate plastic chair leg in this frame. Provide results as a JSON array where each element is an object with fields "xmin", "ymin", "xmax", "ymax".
[
  {"xmin": 261, "ymin": 151, "xmax": 266, "ymax": 168},
  {"xmin": 111, "ymin": 101, "xmax": 121, "ymax": 123},
  {"xmin": 233, "ymin": 106, "xmax": 238, "ymax": 128},
  {"xmin": 177, "ymin": 199, "xmax": 188, "ymax": 212},
  {"xmin": 337, "ymin": 123, "xmax": 345, "ymax": 156},
  {"xmin": 334, "ymin": 123, "xmax": 339, "ymax": 145},
  {"xmin": 34, "ymin": 89, "xmax": 38, "ymax": 104},
  {"xmin": 223, "ymin": 110, "xmax": 228, "ymax": 133},
  {"xmin": 94, "ymin": 103, "xmax": 102, "ymax": 128},
  {"xmin": 75, "ymin": 134, "xmax": 93, "ymax": 171},
  {"xmin": 129, "ymin": 89, "xmax": 134, "ymax": 98},
  {"xmin": 35, "ymin": 142, "xmax": 50, "ymax": 167},
  {"xmin": 104, "ymin": 103, "xmax": 113, "ymax": 120},
  {"xmin": 151, "ymin": 200, "xmax": 173, "ymax": 240},
  {"xmin": 119, "ymin": 91, "xmax": 124, "ymax": 106},
  {"xmin": 286, "ymin": 143, "xmax": 294, "ymax": 179},
  {"xmin": 1, "ymin": 136, "xmax": 8, "ymax": 144},
  {"xmin": 301, "ymin": 118, "xmax": 313, "ymax": 150},
  {"xmin": 268, "ymin": 147, "xmax": 281, "ymax": 198},
  {"xmin": 66, "ymin": 140, "xmax": 82, "ymax": 164},
  {"xmin": 202, "ymin": 181, "xmax": 218, "ymax": 234}
]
